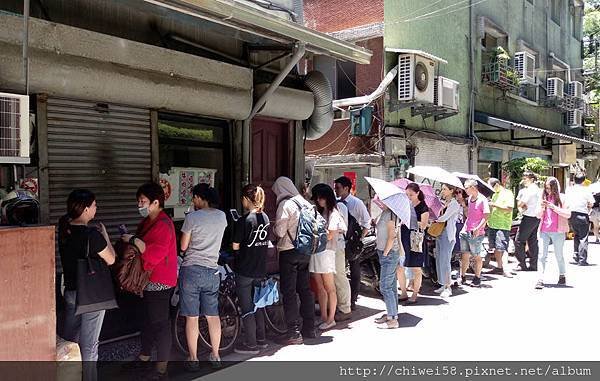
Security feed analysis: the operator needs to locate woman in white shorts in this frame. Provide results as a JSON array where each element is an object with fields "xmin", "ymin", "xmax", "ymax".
[{"xmin": 310, "ymin": 183, "xmax": 347, "ymax": 331}]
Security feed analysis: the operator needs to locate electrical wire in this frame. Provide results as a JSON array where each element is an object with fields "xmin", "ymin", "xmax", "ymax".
[
  {"xmin": 305, "ymin": 124, "xmax": 352, "ymax": 154},
  {"xmin": 384, "ymin": 0, "xmax": 491, "ymax": 26}
]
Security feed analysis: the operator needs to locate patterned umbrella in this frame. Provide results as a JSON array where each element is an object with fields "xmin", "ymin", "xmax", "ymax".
[
  {"xmin": 406, "ymin": 166, "xmax": 464, "ymax": 189},
  {"xmin": 392, "ymin": 179, "xmax": 443, "ymax": 219},
  {"xmin": 365, "ymin": 177, "xmax": 411, "ymax": 225}
]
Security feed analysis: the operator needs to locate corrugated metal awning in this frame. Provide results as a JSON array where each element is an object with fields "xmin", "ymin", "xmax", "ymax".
[
  {"xmin": 475, "ymin": 112, "xmax": 600, "ymax": 149},
  {"xmin": 143, "ymin": 0, "xmax": 372, "ymax": 64}
]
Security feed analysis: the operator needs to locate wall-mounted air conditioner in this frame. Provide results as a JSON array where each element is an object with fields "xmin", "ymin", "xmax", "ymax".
[
  {"xmin": 0, "ymin": 92, "xmax": 30, "ymax": 164},
  {"xmin": 397, "ymin": 53, "xmax": 436, "ymax": 104},
  {"xmin": 567, "ymin": 109, "xmax": 583, "ymax": 128},
  {"xmin": 434, "ymin": 76, "xmax": 459, "ymax": 111},
  {"xmin": 547, "ymin": 78, "xmax": 564, "ymax": 98},
  {"xmin": 514, "ymin": 51, "xmax": 536, "ymax": 84},
  {"xmin": 567, "ymin": 81, "xmax": 583, "ymax": 99}
]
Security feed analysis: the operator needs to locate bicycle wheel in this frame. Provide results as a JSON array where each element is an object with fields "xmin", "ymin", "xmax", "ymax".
[
  {"xmin": 171, "ymin": 293, "xmax": 240, "ymax": 355},
  {"xmin": 198, "ymin": 293, "xmax": 240, "ymax": 354},
  {"xmin": 172, "ymin": 307, "xmax": 189, "ymax": 356},
  {"xmin": 264, "ymin": 298, "xmax": 287, "ymax": 335}
]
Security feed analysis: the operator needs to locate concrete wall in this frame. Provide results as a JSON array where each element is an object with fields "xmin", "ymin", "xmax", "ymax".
[
  {"xmin": 0, "ymin": 14, "xmax": 253, "ymax": 119},
  {"xmin": 384, "ymin": 0, "xmax": 471, "ymax": 138},
  {"xmin": 384, "ymin": 0, "xmax": 584, "ymax": 144},
  {"xmin": 473, "ymin": 0, "xmax": 583, "ymax": 139}
]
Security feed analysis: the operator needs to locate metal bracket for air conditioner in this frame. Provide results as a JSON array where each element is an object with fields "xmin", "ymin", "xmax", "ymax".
[{"xmin": 387, "ymin": 100, "xmax": 458, "ymax": 121}]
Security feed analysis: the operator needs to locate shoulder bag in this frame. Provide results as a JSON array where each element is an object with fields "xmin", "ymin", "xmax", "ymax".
[
  {"xmin": 75, "ymin": 230, "xmax": 118, "ymax": 315},
  {"xmin": 112, "ymin": 215, "xmax": 168, "ymax": 297}
]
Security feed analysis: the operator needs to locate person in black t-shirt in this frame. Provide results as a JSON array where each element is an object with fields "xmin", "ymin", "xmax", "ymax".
[
  {"xmin": 232, "ymin": 184, "xmax": 271, "ymax": 355},
  {"xmin": 57, "ymin": 189, "xmax": 115, "ymax": 381}
]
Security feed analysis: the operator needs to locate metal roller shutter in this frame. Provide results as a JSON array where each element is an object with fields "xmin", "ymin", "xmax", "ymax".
[{"xmin": 47, "ymin": 97, "xmax": 151, "ymax": 237}]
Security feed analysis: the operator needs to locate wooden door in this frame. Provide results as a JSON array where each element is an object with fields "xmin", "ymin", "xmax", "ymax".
[{"xmin": 251, "ymin": 118, "xmax": 292, "ymax": 219}]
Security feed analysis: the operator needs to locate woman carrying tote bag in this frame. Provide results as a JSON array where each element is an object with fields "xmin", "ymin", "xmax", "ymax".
[{"xmin": 58, "ymin": 189, "xmax": 116, "ymax": 381}]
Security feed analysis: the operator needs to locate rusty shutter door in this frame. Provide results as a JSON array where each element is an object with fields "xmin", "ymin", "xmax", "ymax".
[{"xmin": 47, "ymin": 97, "xmax": 151, "ymax": 236}]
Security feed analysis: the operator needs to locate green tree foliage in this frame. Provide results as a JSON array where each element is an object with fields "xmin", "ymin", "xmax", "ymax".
[
  {"xmin": 502, "ymin": 157, "xmax": 550, "ymax": 192},
  {"xmin": 585, "ymin": 0, "xmax": 600, "ymax": 102}
]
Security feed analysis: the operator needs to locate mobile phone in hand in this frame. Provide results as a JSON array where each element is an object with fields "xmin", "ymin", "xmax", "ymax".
[{"xmin": 118, "ymin": 224, "xmax": 128, "ymax": 235}]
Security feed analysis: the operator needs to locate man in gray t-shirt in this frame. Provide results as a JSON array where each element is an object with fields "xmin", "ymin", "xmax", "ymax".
[{"xmin": 181, "ymin": 208, "xmax": 228, "ymax": 269}]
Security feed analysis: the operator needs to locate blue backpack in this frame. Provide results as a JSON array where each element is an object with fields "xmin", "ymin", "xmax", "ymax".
[{"xmin": 287, "ymin": 199, "xmax": 328, "ymax": 255}]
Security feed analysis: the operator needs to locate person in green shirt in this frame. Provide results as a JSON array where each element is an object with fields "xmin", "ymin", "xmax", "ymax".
[{"xmin": 487, "ymin": 178, "xmax": 514, "ymax": 277}]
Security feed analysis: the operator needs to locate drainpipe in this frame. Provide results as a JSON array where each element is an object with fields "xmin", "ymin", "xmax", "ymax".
[
  {"xmin": 549, "ymin": 52, "xmax": 571, "ymax": 82},
  {"xmin": 332, "ymin": 65, "xmax": 399, "ymax": 108},
  {"xmin": 241, "ymin": 43, "xmax": 306, "ymax": 185},
  {"xmin": 23, "ymin": 0, "xmax": 30, "ymax": 95}
]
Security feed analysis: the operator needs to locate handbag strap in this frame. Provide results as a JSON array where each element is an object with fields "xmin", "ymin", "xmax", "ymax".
[{"xmin": 85, "ymin": 229, "xmax": 96, "ymax": 275}]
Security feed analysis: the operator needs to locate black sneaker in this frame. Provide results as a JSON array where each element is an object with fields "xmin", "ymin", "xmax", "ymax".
[
  {"xmin": 471, "ymin": 277, "xmax": 481, "ymax": 287},
  {"xmin": 489, "ymin": 267, "xmax": 503, "ymax": 275},
  {"xmin": 256, "ymin": 340, "xmax": 269, "ymax": 349},
  {"xmin": 558, "ymin": 275, "xmax": 566, "ymax": 285},
  {"xmin": 350, "ymin": 302, "xmax": 357, "ymax": 311},
  {"xmin": 461, "ymin": 276, "xmax": 467, "ymax": 285},
  {"xmin": 276, "ymin": 332, "xmax": 303, "ymax": 345},
  {"xmin": 234, "ymin": 343, "xmax": 260, "ymax": 355}
]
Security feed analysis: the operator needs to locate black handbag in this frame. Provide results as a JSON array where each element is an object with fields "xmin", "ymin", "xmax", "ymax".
[{"xmin": 75, "ymin": 230, "xmax": 118, "ymax": 315}]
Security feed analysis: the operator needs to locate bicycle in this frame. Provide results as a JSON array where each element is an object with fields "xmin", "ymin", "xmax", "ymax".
[{"xmin": 171, "ymin": 255, "xmax": 287, "ymax": 356}]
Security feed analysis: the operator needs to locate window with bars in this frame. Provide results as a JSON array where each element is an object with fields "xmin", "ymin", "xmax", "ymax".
[{"xmin": 0, "ymin": 93, "xmax": 29, "ymax": 163}]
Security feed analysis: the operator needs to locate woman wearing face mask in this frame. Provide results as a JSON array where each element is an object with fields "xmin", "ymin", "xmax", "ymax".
[
  {"xmin": 121, "ymin": 182, "xmax": 177, "ymax": 381},
  {"xmin": 232, "ymin": 184, "xmax": 270, "ymax": 355},
  {"xmin": 179, "ymin": 183, "xmax": 228, "ymax": 371},
  {"xmin": 58, "ymin": 189, "xmax": 115, "ymax": 381}
]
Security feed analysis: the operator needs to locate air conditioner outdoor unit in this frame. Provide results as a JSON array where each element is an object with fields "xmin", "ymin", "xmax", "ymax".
[
  {"xmin": 567, "ymin": 109, "xmax": 583, "ymax": 128},
  {"xmin": 434, "ymin": 76, "xmax": 459, "ymax": 111},
  {"xmin": 547, "ymin": 78, "xmax": 564, "ymax": 98},
  {"xmin": 514, "ymin": 51, "xmax": 536, "ymax": 84},
  {"xmin": 397, "ymin": 53, "xmax": 436, "ymax": 104},
  {"xmin": 567, "ymin": 81, "xmax": 584, "ymax": 99},
  {"xmin": 0, "ymin": 92, "xmax": 30, "ymax": 164}
]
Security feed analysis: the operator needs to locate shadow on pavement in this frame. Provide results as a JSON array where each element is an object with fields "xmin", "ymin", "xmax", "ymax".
[
  {"xmin": 401, "ymin": 295, "xmax": 448, "ymax": 307},
  {"xmin": 398, "ymin": 312, "xmax": 423, "ymax": 328}
]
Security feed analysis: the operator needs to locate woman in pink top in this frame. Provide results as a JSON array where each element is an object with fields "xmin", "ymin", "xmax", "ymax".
[{"xmin": 536, "ymin": 177, "xmax": 571, "ymax": 289}]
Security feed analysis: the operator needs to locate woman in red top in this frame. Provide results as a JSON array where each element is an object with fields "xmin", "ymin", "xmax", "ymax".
[{"xmin": 121, "ymin": 182, "xmax": 177, "ymax": 381}]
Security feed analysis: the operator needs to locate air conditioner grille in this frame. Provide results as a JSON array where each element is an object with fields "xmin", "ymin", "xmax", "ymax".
[
  {"xmin": 0, "ymin": 96, "xmax": 22, "ymax": 158},
  {"xmin": 398, "ymin": 55, "xmax": 412, "ymax": 101}
]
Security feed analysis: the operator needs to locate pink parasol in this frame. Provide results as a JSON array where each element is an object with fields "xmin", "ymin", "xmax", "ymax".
[{"xmin": 391, "ymin": 179, "xmax": 443, "ymax": 219}]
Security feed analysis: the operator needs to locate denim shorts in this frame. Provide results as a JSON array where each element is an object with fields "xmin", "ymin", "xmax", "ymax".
[
  {"xmin": 459, "ymin": 231, "xmax": 487, "ymax": 257},
  {"xmin": 488, "ymin": 228, "xmax": 509, "ymax": 252},
  {"xmin": 179, "ymin": 265, "xmax": 220, "ymax": 317}
]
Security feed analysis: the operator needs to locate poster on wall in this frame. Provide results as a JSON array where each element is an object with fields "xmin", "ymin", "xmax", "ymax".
[
  {"xmin": 160, "ymin": 167, "xmax": 217, "ymax": 209},
  {"xmin": 343, "ymin": 171, "xmax": 357, "ymax": 194}
]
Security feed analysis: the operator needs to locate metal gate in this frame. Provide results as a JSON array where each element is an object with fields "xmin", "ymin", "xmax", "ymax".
[{"xmin": 47, "ymin": 97, "xmax": 151, "ymax": 236}]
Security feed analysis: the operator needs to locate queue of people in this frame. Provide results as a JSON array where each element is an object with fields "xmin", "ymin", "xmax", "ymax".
[{"xmin": 57, "ymin": 170, "xmax": 597, "ymax": 378}]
